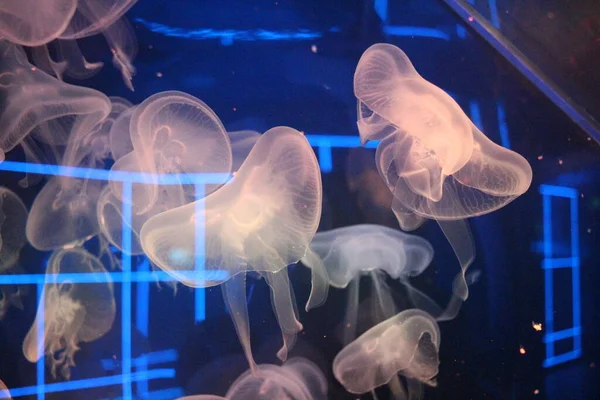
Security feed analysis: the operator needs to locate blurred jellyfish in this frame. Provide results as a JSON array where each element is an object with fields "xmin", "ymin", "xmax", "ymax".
[
  {"xmin": 354, "ymin": 43, "xmax": 532, "ymax": 306},
  {"xmin": 26, "ymin": 97, "xmax": 129, "ymax": 251},
  {"xmin": 0, "ymin": 41, "xmax": 111, "ymax": 185},
  {"xmin": 301, "ymin": 224, "xmax": 433, "ymax": 345},
  {"xmin": 333, "ymin": 309, "xmax": 440, "ymax": 396},
  {"xmin": 228, "ymin": 130, "xmax": 261, "ymax": 173},
  {"xmin": 0, "ymin": 1, "xmax": 77, "ymax": 46},
  {"xmin": 0, "ymin": 187, "xmax": 28, "ymax": 319},
  {"xmin": 23, "ymin": 247, "xmax": 115, "ymax": 380},
  {"xmin": 0, "ymin": 379, "xmax": 11, "ymax": 400},
  {"xmin": 101, "ymin": 91, "xmax": 232, "ymax": 255},
  {"xmin": 177, "ymin": 357, "xmax": 327, "ymax": 400},
  {"xmin": 140, "ymin": 126, "xmax": 323, "ymax": 372}
]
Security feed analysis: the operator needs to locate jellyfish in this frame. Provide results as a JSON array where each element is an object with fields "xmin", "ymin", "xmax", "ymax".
[
  {"xmin": 100, "ymin": 91, "xmax": 232, "ymax": 255},
  {"xmin": 0, "ymin": 187, "xmax": 28, "ymax": 319},
  {"xmin": 0, "ymin": 40, "xmax": 111, "ymax": 186},
  {"xmin": 0, "ymin": 379, "xmax": 11, "ymax": 400},
  {"xmin": 177, "ymin": 357, "xmax": 328, "ymax": 400},
  {"xmin": 140, "ymin": 126, "xmax": 323, "ymax": 373},
  {"xmin": 301, "ymin": 224, "xmax": 433, "ymax": 344},
  {"xmin": 354, "ymin": 43, "xmax": 532, "ymax": 306},
  {"xmin": 333, "ymin": 309, "xmax": 440, "ymax": 396},
  {"xmin": 26, "ymin": 97, "xmax": 128, "ymax": 251},
  {"xmin": 23, "ymin": 247, "xmax": 115, "ymax": 380}
]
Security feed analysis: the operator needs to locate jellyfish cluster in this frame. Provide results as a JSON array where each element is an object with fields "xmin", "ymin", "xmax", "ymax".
[{"xmin": 0, "ymin": 4, "xmax": 532, "ymax": 399}]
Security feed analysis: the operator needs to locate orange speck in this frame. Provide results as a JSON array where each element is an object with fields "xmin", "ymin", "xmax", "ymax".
[
  {"xmin": 156, "ymin": 72, "xmax": 163, "ymax": 78},
  {"xmin": 30, "ymin": 67, "xmax": 37, "ymax": 71},
  {"xmin": 558, "ymin": 159, "xmax": 564, "ymax": 165},
  {"xmin": 534, "ymin": 389, "xmax": 540, "ymax": 395},
  {"xmin": 537, "ymin": 155, "xmax": 543, "ymax": 160},
  {"xmin": 468, "ymin": 16, "xmax": 474, "ymax": 22},
  {"xmin": 532, "ymin": 321, "xmax": 542, "ymax": 331},
  {"xmin": 311, "ymin": 44, "xmax": 318, "ymax": 53},
  {"xmin": 519, "ymin": 346, "xmax": 526, "ymax": 354},
  {"xmin": 232, "ymin": 107, "xmax": 237, "ymax": 111}
]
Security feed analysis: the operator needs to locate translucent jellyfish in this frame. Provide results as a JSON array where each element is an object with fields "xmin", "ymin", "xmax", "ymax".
[
  {"xmin": 101, "ymin": 91, "xmax": 232, "ymax": 255},
  {"xmin": 177, "ymin": 357, "xmax": 328, "ymax": 400},
  {"xmin": 0, "ymin": 40, "xmax": 111, "ymax": 183},
  {"xmin": 0, "ymin": 187, "xmax": 28, "ymax": 319},
  {"xmin": 0, "ymin": 379, "xmax": 11, "ymax": 400},
  {"xmin": 354, "ymin": 43, "xmax": 532, "ymax": 303},
  {"xmin": 333, "ymin": 309, "xmax": 440, "ymax": 395},
  {"xmin": 26, "ymin": 97, "xmax": 128, "ymax": 251},
  {"xmin": 0, "ymin": 1, "xmax": 77, "ymax": 46},
  {"xmin": 23, "ymin": 247, "xmax": 115, "ymax": 379},
  {"xmin": 140, "ymin": 126, "xmax": 322, "ymax": 372},
  {"xmin": 228, "ymin": 130, "xmax": 261, "ymax": 173},
  {"xmin": 301, "ymin": 224, "xmax": 433, "ymax": 345}
]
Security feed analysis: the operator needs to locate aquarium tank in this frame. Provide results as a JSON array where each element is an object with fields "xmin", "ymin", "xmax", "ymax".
[{"xmin": 0, "ymin": 0, "xmax": 598, "ymax": 399}]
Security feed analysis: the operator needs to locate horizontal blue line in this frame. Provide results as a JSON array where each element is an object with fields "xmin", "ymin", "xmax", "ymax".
[
  {"xmin": 543, "ymin": 349, "xmax": 582, "ymax": 368},
  {"xmin": 305, "ymin": 134, "xmax": 378, "ymax": 148},
  {"xmin": 544, "ymin": 326, "xmax": 581, "ymax": 343},
  {"xmin": 383, "ymin": 25, "xmax": 451, "ymax": 41},
  {"xmin": 539, "ymin": 184, "xmax": 578, "ymax": 198},
  {"xmin": 0, "ymin": 270, "xmax": 230, "ymax": 285},
  {"xmin": 2, "ymin": 369, "xmax": 175, "ymax": 398},
  {"xmin": 101, "ymin": 349, "xmax": 178, "ymax": 370},
  {"xmin": 139, "ymin": 387, "xmax": 185, "ymax": 400},
  {"xmin": 542, "ymin": 257, "xmax": 580, "ymax": 269}
]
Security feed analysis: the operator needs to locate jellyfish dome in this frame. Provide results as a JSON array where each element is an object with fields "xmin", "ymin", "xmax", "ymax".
[
  {"xmin": 23, "ymin": 247, "xmax": 116, "ymax": 379},
  {"xmin": 333, "ymin": 309, "xmax": 440, "ymax": 394},
  {"xmin": 354, "ymin": 43, "xmax": 533, "ymax": 229}
]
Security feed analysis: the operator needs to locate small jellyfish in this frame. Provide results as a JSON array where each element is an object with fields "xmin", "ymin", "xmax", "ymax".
[
  {"xmin": 26, "ymin": 97, "xmax": 127, "ymax": 251},
  {"xmin": 333, "ymin": 309, "xmax": 440, "ymax": 395},
  {"xmin": 177, "ymin": 357, "xmax": 328, "ymax": 400},
  {"xmin": 140, "ymin": 126, "xmax": 323, "ymax": 373},
  {"xmin": 0, "ymin": 0, "xmax": 77, "ymax": 46},
  {"xmin": 301, "ymin": 224, "xmax": 433, "ymax": 345},
  {"xmin": 0, "ymin": 187, "xmax": 28, "ymax": 319},
  {"xmin": 23, "ymin": 247, "xmax": 115, "ymax": 380},
  {"xmin": 0, "ymin": 379, "xmax": 11, "ymax": 400},
  {"xmin": 354, "ymin": 43, "xmax": 532, "ymax": 305}
]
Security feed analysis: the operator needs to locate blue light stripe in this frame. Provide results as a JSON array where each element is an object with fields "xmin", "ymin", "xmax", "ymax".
[
  {"xmin": 543, "ymin": 326, "xmax": 582, "ymax": 343},
  {"xmin": 383, "ymin": 26, "xmax": 451, "ymax": 41},
  {"xmin": 496, "ymin": 101, "xmax": 511, "ymax": 148},
  {"xmin": 135, "ymin": 259, "xmax": 150, "ymax": 337},
  {"xmin": 469, "ymin": 100, "xmax": 483, "ymax": 130},
  {"xmin": 139, "ymin": 387, "xmax": 185, "ymax": 400},
  {"xmin": 121, "ymin": 182, "xmax": 133, "ymax": 400},
  {"xmin": 102, "ymin": 349, "xmax": 178, "ymax": 370},
  {"xmin": 194, "ymin": 184, "xmax": 206, "ymax": 323},
  {"xmin": 542, "ymin": 257, "xmax": 580, "ymax": 269},
  {"xmin": 539, "ymin": 184, "xmax": 578, "ymax": 199},
  {"xmin": 571, "ymin": 196, "xmax": 582, "ymax": 353},
  {"xmin": 542, "ymin": 349, "xmax": 582, "ymax": 368},
  {"xmin": 36, "ymin": 283, "xmax": 45, "ymax": 400},
  {"xmin": 1, "ymin": 370, "xmax": 175, "ymax": 398},
  {"xmin": 318, "ymin": 143, "xmax": 333, "ymax": 173}
]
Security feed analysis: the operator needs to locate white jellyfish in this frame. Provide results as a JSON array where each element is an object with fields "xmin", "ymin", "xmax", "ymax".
[
  {"xmin": 23, "ymin": 247, "xmax": 115, "ymax": 379},
  {"xmin": 333, "ymin": 309, "xmax": 440, "ymax": 396},
  {"xmin": 177, "ymin": 357, "xmax": 328, "ymax": 400},
  {"xmin": 354, "ymin": 43, "xmax": 532, "ymax": 306},
  {"xmin": 140, "ymin": 126, "xmax": 323, "ymax": 373},
  {"xmin": 228, "ymin": 130, "xmax": 261, "ymax": 173}
]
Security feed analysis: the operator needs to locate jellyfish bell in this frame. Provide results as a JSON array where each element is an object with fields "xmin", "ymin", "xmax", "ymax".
[
  {"xmin": 110, "ymin": 90, "xmax": 232, "ymax": 215},
  {"xmin": 333, "ymin": 309, "xmax": 440, "ymax": 395},
  {"xmin": 140, "ymin": 126, "xmax": 322, "ymax": 372},
  {"xmin": 23, "ymin": 247, "xmax": 115, "ymax": 380},
  {"xmin": 228, "ymin": 130, "xmax": 261, "ymax": 173},
  {"xmin": 0, "ymin": 0, "xmax": 77, "ymax": 46}
]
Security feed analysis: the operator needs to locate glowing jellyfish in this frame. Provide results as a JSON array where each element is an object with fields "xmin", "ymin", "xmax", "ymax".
[
  {"xmin": 177, "ymin": 358, "xmax": 328, "ymax": 400},
  {"xmin": 26, "ymin": 97, "xmax": 127, "ymax": 251},
  {"xmin": 354, "ymin": 43, "xmax": 532, "ymax": 305},
  {"xmin": 102, "ymin": 91, "xmax": 232, "ymax": 255},
  {"xmin": 140, "ymin": 126, "xmax": 322, "ymax": 372},
  {"xmin": 333, "ymin": 309, "xmax": 440, "ymax": 395},
  {"xmin": 301, "ymin": 224, "xmax": 433, "ymax": 345},
  {"xmin": 0, "ymin": 40, "xmax": 111, "ymax": 185},
  {"xmin": 0, "ymin": 1, "xmax": 77, "ymax": 46},
  {"xmin": 228, "ymin": 130, "xmax": 261, "ymax": 172},
  {"xmin": 0, "ymin": 379, "xmax": 11, "ymax": 400},
  {"xmin": 23, "ymin": 247, "xmax": 115, "ymax": 379},
  {"xmin": 0, "ymin": 187, "xmax": 28, "ymax": 319}
]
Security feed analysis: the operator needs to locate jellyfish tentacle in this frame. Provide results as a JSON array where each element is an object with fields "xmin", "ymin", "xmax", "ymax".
[
  {"xmin": 301, "ymin": 248, "xmax": 329, "ymax": 311},
  {"xmin": 343, "ymin": 276, "xmax": 360, "ymax": 346},
  {"xmin": 264, "ymin": 269, "xmax": 303, "ymax": 362},
  {"xmin": 436, "ymin": 217, "xmax": 475, "ymax": 302},
  {"xmin": 370, "ymin": 271, "xmax": 396, "ymax": 322},
  {"xmin": 221, "ymin": 272, "xmax": 258, "ymax": 374}
]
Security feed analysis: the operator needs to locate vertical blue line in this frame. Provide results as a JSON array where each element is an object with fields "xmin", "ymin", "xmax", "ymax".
[
  {"xmin": 469, "ymin": 100, "xmax": 483, "ymax": 131},
  {"xmin": 121, "ymin": 182, "xmax": 133, "ymax": 400},
  {"xmin": 135, "ymin": 258, "xmax": 150, "ymax": 398},
  {"xmin": 318, "ymin": 143, "xmax": 333, "ymax": 173},
  {"xmin": 36, "ymin": 282, "xmax": 45, "ymax": 400},
  {"xmin": 496, "ymin": 101, "xmax": 511, "ymax": 149},
  {"xmin": 542, "ymin": 194, "xmax": 555, "ymax": 360},
  {"xmin": 194, "ymin": 184, "xmax": 206, "ymax": 323},
  {"xmin": 570, "ymin": 195, "xmax": 582, "ymax": 352},
  {"xmin": 488, "ymin": 0, "xmax": 500, "ymax": 29},
  {"xmin": 374, "ymin": 0, "xmax": 388, "ymax": 24}
]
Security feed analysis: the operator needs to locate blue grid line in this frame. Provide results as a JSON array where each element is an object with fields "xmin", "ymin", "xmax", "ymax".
[
  {"xmin": 0, "ymin": 271, "xmax": 230, "ymax": 285},
  {"xmin": 101, "ymin": 349, "xmax": 178, "ymax": 371},
  {"xmin": 121, "ymin": 182, "xmax": 133, "ymax": 399},
  {"xmin": 194, "ymin": 183, "xmax": 206, "ymax": 323},
  {"xmin": 539, "ymin": 184, "xmax": 582, "ymax": 368},
  {"xmin": 36, "ymin": 283, "xmax": 45, "ymax": 400}
]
